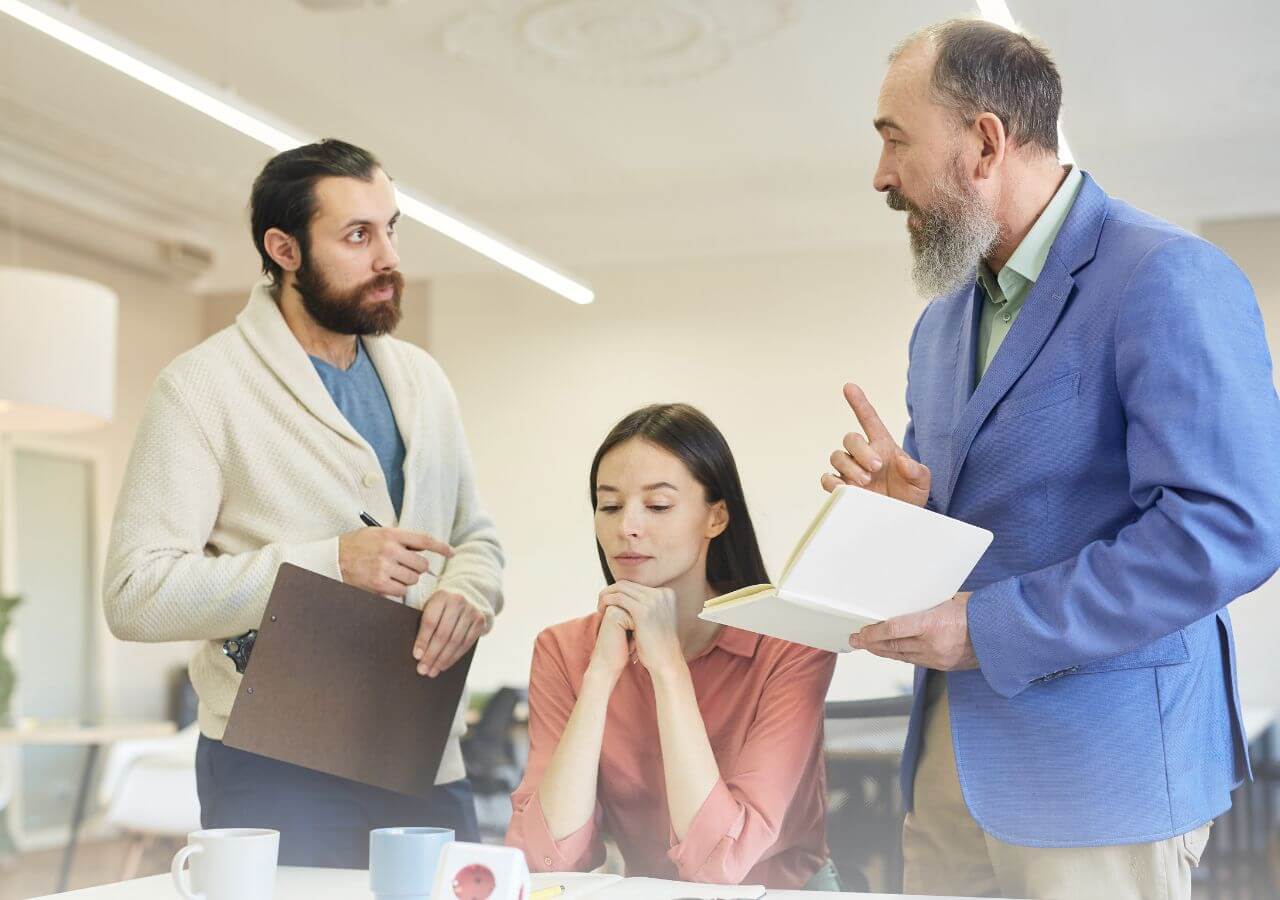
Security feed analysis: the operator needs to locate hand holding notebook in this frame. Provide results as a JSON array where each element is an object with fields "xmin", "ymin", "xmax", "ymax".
[{"xmin": 699, "ymin": 485, "xmax": 992, "ymax": 653}]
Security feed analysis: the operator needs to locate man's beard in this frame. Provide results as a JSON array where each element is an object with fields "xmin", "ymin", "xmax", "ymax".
[
  {"xmin": 293, "ymin": 253, "xmax": 404, "ymax": 336},
  {"xmin": 887, "ymin": 154, "xmax": 1001, "ymax": 298}
]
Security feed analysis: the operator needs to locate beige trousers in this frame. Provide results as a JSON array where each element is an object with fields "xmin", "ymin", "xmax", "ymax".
[{"xmin": 903, "ymin": 675, "xmax": 1211, "ymax": 900}]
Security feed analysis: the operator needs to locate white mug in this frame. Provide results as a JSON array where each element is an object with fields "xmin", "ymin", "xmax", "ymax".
[{"xmin": 170, "ymin": 827, "xmax": 279, "ymax": 900}]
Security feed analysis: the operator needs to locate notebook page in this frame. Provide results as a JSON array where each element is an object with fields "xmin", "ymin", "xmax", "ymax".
[{"xmin": 779, "ymin": 485, "xmax": 992, "ymax": 620}]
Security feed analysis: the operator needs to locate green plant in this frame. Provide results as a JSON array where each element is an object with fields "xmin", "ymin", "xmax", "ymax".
[{"xmin": 0, "ymin": 594, "xmax": 18, "ymax": 725}]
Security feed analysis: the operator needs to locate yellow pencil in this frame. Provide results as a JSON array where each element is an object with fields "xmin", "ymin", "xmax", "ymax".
[{"xmin": 530, "ymin": 886, "xmax": 566, "ymax": 900}]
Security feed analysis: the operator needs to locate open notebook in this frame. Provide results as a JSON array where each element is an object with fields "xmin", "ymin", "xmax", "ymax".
[
  {"xmin": 699, "ymin": 485, "xmax": 993, "ymax": 653},
  {"xmin": 531, "ymin": 873, "xmax": 764, "ymax": 899}
]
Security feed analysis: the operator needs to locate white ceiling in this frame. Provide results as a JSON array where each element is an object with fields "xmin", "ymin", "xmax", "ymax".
[{"xmin": 1, "ymin": 0, "xmax": 1277, "ymax": 295}]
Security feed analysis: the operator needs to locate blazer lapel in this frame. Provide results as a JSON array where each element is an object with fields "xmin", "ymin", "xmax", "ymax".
[
  {"xmin": 916, "ymin": 282, "xmax": 982, "ymax": 513},
  {"xmin": 235, "ymin": 280, "xmax": 367, "ymax": 450},
  {"xmin": 943, "ymin": 172, "xmax": 1109, "ymax": 505},
  {"xmin": 951, "ymin": 282, "xmax": 982, "ymax": 426},
  {"xmin": 946, "ymin": 262, "xmax": 1074, "ymax": 501}
]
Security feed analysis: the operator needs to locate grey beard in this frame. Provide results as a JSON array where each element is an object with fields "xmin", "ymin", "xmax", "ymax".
[{"xmin": 894, "ymin": 175, "xmax": 1001, "ymax": 299}]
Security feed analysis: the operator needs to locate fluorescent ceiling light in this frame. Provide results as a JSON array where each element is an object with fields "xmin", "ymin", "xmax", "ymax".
[
  {"xmin": 976, "ymin": 0, "xmax": 1020, "ymax": 31},
  {"xmin": 0, "ymin": 0, "xmax": 595, "ymax": 304},
  {"xmin": 975, "ymin": 0, "xmax": 1075, "ymax": 166}
]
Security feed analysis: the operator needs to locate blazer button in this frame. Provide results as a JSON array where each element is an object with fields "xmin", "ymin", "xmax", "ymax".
[
  {"xmin": 543, "ymin": 857, "xmax": 552, "ymax": 867},
  {"xmin": 363, "ymin": 472, "xmax": 380, "ymax": 487}
]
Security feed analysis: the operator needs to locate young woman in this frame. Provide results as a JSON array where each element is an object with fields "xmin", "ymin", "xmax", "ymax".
[{"xmin": 506, "ymin": 404, "xmax": 840, "ymax": 890}]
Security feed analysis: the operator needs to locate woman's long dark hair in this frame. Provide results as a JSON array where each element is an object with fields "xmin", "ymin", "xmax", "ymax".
[{"xmin": 589, "ymin": 403, "xmax": 769, "ymax": 594}]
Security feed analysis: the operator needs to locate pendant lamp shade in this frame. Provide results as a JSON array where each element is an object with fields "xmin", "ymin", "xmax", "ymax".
[{"xmin": 0, "ymin": 267, "xmax": 117, "ymax": 432}]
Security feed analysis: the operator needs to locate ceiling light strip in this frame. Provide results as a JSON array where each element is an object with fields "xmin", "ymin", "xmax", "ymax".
[
  {"xmin": 0, "ymin": 0, "xmax": 595, "ymax": 304},
  {"xmin": 395, "ymin": 194, "xmax": 593, "ymax": 304}
]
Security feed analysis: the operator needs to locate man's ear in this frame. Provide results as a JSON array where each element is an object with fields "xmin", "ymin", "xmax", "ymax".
[
  {"xmin": 706, "ymin": 501, "xmax": 729, "ymax": 540},
  {"xmin": 263, "ymin": 228, "xmax": 302, "ymax": 274},
  {"xmin": 973, "ymin": 111, "xmax": 1007, "ymax": 180}
]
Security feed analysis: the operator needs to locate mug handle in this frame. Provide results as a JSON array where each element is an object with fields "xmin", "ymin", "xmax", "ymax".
[{"xmin": 171, "ymin": 844, "xmax": 207, "ymax": 900}]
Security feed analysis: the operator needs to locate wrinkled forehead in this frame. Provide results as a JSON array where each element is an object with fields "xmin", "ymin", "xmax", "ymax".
[
  {"xmin": 310, "ymin": 168, "xmax": 397, "ymax": 227},
  {"xmin": 880, "ymin": 40, "xmax": 962, "ymax": 141},
  {"xmin": 877, "ymin": 40, "xmax": 938, "ymax": 124}
]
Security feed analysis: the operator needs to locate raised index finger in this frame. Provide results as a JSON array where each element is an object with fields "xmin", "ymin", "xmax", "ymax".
[
  {"xmin": 844, "ymin": 383, "xmax": 893, "ymax": 445},
  {"xmin": 392, "ymin": 529, "xmax": 455, "ymax": 558}
]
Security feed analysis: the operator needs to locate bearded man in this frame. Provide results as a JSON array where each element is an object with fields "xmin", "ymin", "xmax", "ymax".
[
  {"xmin": 820, "ymin": 20, "xmax": 1280, "ymax": 900},
  {"xmin": 105, "ymin": 139, "xmax": 504, "ymax": 868}
]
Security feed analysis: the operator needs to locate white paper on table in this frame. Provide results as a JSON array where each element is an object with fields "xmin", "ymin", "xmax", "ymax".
[
  {"xmin": 530, "ymin": 872, "xmax": 623, "ymax": 898},
  {"xmin": 530, "ymin": 873, "xmax": 764, "ymax": 899}
]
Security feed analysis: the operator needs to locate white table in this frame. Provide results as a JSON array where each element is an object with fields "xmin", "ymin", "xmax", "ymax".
[
  {"xmin": 34, "ymin": 866, "xmax": 981, "ymax": 898},
  {"xmin": 0, "ymin": 719, "xmax": 176, "ymax": 893}
]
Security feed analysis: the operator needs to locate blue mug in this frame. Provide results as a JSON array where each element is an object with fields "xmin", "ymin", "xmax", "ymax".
[{"xmin": 369, "ymin": 826, "xmax": 454, "ymax": 900}]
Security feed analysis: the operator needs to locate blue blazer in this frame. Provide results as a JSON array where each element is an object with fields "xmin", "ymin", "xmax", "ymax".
[{"xmin": 899, "ymin": 173, "xmax": 1280, "ymax": 847}]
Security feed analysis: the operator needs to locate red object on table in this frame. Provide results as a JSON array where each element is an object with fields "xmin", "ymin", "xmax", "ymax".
[{"xmin": 452, "ymin": 863, "xmax": 497, "ymax": 900}]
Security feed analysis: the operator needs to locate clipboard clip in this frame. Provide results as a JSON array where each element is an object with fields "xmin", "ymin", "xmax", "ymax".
[{"xmin": 222, "ymin": 629, "xmax": 258, "ymax": 674}]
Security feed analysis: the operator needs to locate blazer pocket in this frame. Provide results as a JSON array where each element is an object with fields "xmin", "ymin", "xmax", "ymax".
[
  {"xmin": 1071, "ymin": 629, "xmax": 1190, "ymax": 675},
  {"xmin": 994, "ymin": 371, "xmax": 1081, "ymax": 421}
]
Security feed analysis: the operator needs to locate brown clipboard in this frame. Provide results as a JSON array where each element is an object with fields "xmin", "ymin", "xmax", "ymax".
[{"xmin": 222, "ymin": 563, "xmax": 473, "ymax": 798}]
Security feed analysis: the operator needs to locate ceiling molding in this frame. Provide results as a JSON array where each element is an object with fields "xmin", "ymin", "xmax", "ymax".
[
  {"xmin": 0, "ymin": 81, "xmax": 231, "ymax": 282},
  {"xmin": 0, "ymin": 138, "xmax": 217, "ymax": 282},
  {"xmin": 0, "ymin": 179, "xmax": 215, "ymax": 283},
  {"xmin": 293, "ymin": 0, "xmax": 405, "ymax": 9},
  {"xmin": 440, "ymin": 0, "xmax": 799, "ymax": 85},
  {"xmin": 0, "ymin": 84, "xmax": 242, "ymax": 225}
]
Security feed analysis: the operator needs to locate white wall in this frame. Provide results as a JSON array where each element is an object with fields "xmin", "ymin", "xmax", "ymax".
[
  {"xmin": 429, "ymin": 244, "xmax": 922, "ymax": 700},
  {"xmin": 1200, "ymin": 217, "xmax": 1280, "ymax": 716},
  {"xmin": 0, "ymin": 227, "xmax": 207, "ymax": 722}
]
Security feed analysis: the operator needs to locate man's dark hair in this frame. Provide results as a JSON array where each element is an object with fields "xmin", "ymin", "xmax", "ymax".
[
  {"xmin": 249, "ymin": 139, "xmax": 382, "ymax": 284},
  {"xmin": 893, "ymin": 19, "xmax": 1062, "ymax": 155}
]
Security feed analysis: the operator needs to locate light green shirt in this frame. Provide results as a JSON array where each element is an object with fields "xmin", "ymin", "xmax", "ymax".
[{"xmin": 974, "ymin": 165, "xmax": 1083, "ymax": 381}]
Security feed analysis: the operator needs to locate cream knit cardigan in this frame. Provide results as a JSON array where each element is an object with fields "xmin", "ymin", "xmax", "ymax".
[{"xmin": 103, "ymin": 281, "xmax": 504, "ymax": 785}]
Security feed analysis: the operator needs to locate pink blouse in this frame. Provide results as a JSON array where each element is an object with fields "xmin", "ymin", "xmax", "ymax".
[{"xmin": 506, "ymin": 612, "xmax": 836, "ymax": 889}]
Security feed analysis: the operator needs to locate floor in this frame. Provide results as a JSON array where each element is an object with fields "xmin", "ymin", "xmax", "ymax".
[{"xmin": 0, "ymin": 837, "xmax": 173, "ymax": 899}]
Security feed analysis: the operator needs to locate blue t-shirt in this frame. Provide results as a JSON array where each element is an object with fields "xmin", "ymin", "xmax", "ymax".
[{"xmin": 310, "ymin": 339, "xmax": 406, "ymax": 517}]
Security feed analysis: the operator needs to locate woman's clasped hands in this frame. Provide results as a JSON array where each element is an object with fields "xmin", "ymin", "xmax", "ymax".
[{"xmin": 590, "ymin": 580, "xmax": 684, "ymax": 678}]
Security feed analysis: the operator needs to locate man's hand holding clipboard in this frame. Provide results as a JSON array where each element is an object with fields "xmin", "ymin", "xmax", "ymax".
[{"xmin": 348, "ymin": 511, "xmax": 487, "ymax": 679}]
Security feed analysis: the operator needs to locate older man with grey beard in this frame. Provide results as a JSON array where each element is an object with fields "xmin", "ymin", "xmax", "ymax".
[{"xmin": 820, "ymin": 18, "xmax": 1280, "ymax": 900}]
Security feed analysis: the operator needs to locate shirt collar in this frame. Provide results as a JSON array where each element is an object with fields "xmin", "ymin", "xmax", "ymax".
[
  {"xmin": 978, "ymin": 164, "xmax": 1083, "ymax": 306},
  {"xmin": 1005, "ymin": 164, "xmax": 1083, "ymax": 284},
  {"xmin": 310, "ymin": 336, "xmax": 366, "ymax": 375},
  {"xmin": 976, "ymin": 262, "xmax": 1006, "ymax": 306},
  {"xmin": 709, "ymin": 625, "xmax": 762, "ymax": 659}
]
